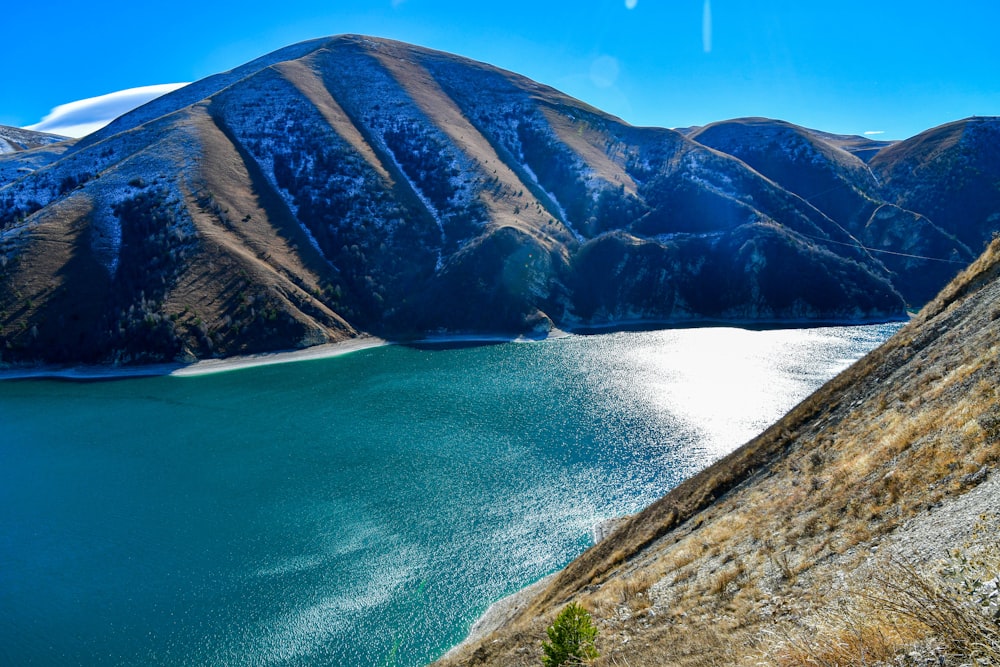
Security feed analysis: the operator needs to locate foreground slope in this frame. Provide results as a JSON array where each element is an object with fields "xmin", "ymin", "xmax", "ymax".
[{"xmin": 436, "ymin": 238, "xmax": 1000, "ymax": 665}]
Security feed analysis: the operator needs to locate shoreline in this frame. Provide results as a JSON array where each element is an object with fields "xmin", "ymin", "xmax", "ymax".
[
  {"xmin": 0, "ymin": 331, "xmax": 557, "ymax": 382},
  {"xmin": 0, "ymin": 316, "xmax": 904, "ymax": 382},
  {"xmin": 440, "ymin": 574, "xmax": 556, "ymax": 661},
  {"xmin": 561, "ymin": 313, "xmax": 909, "ymax": 335},
  {"xmin": 170, "ymin": 336, "xmax": 389, "ymax": 377},
  {"xmin": 0, "ymin": 336, "xmax": 389, "ymax": 381},
  {"xmin": 440, "ymin": 516, "xmax": 629, "ymax": 663}
]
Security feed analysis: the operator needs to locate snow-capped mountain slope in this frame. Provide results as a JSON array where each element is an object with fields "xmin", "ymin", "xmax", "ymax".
[
  {"xmin": 0, "ymin": 125, "xmax": 69, "ymax": 154},
  {"xmin": 1, "ymin": 35, "xmax": 996, "ymax": 365}
]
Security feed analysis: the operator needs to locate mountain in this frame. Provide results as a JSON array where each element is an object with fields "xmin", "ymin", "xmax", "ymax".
[
  {"xmin": 435, "ymin": 235, "xmax": 1000, "ymax": 666},
  {"xmin": 690, "ymin": 118, "xmax": 976, "ymax": 305},
  {"xmin": 0, "ymin": 36, "xmax": 997, "ymax": 365},
  {"xmin": 871, "ymin": 117, "xmax": 1000, "ymax": 254},
  {"xmin": 0, "ymin": 125, "xmax": 68, "ymax": 154}
]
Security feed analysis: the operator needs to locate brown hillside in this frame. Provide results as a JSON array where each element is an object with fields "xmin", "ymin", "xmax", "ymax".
[
  {"xmin": 6, "ymin": 40, "xmax": 999, "ymax": 367},
  {"xmin": 3, "ymin": 36, "xmax": 926, "ymax": 365},
  {"xmin": 436, "ymin": 238, "xmax": 1000, "ymax": 665}
]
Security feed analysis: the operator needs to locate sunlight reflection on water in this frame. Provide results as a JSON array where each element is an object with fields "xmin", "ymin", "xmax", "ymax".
[{"xmin": 563, "ymin": 326, "xmax": 896, "ymax": 460}]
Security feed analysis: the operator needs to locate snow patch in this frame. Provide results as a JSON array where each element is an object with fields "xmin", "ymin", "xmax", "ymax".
[
  {"xmin": 382, "ymin": 142, "xmax": 446, "ymax": 270},
  {"xmin": 92, "ymin": 196, "xmax": 124, "ymax": 275},
  {"xmin": 654, "ymin": 231, "xmax": 725, "ymax": 243},
  {"xmin": 866, "ymin": 164, "xmax": 881, "ymax": 188},
  {"xmin": 520, "ymin": 162, "xmax": 584, "ymax": 243},
  {"xmin": 683, "ymin": 150, "xmax": 738, "ymax": 200},
  {"xmin": 237, "ymin": 136, "xmax": 327, "ymax": 259}
]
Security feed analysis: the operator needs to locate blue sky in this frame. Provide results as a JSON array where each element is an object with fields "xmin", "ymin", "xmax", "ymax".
[{"xmin": 4, "ymin": 1, "xmax": 999, "ymax": 139}]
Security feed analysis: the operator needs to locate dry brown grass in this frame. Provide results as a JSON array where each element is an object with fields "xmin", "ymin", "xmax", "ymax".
[
  {"xmin": 758, "ymin": 532, "xmax": 1000, "ymax": 667},
  {"xmin": 760, "ymin": 600, "xmax": 926, "ymax": 667},
  {"xmin": 707, "ymin": 561, "xmax": 745, "ymax": 598}
]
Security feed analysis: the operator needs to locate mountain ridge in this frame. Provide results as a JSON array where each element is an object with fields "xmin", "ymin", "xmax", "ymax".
[
  {"xmin": 0, "ymin": 125, "xmax": 69, "ymax": 154},
  {"xmin": 1, "ymin": 35, "xmax": 997, "ymax": 365}
]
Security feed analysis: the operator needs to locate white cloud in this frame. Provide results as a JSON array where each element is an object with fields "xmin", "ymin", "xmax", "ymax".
[
  {"xmin": 864, "ymin": 130, "xmax": 886, "ymax": 136},
  {"xmin": 24, "ymin": 83, "xmax": 189, "ymax": 138},
  {"xmin": 625, "ymin": 0, "xmax": 638, "ymax": 9}
]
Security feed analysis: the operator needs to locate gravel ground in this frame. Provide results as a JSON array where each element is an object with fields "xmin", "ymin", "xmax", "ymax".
[{"xmin": 876, "ymin": 467, "xmax": 997, "ymax": 565}]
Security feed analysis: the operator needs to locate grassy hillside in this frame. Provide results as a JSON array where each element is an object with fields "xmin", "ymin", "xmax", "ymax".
[
  {"xmin": 437, "ymin": 238, "xmax": 1000, "ymax": 665},
  {"xmin": 872, "ymin": 117, "xmax": 1000, "ymax": 254}
]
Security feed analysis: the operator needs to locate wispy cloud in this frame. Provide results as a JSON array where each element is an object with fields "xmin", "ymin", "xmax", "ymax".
[
  {"xmin": 24, "ymin": 83, "xmax": 188, "ymax": 138},
  {"xmin": 864, "ymin": 130, "xmax": 886, "ymax": 136}
]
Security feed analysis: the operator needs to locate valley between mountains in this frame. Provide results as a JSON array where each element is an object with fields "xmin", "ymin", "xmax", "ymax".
[{"xmin": 2, "ymin": 35, "xmax": 997, "ymax": 365}]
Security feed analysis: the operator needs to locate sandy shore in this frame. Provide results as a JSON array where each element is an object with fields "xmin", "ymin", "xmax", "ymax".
[
  {"xmin": 169, "ymin": 336, "xmax": 388, "ymax": 377},
  {"xmin": 0, "ymin": 330, "xmax": 572, "ymax": 381},
  {"xmin": 0, "ymin": 336, "xmax": 389, "ymax": 381}
]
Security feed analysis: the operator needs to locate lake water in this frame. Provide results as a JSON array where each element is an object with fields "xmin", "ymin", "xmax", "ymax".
[{"xmin": 0, "ymin": 324, "xmax": 900, "ymax": 666}]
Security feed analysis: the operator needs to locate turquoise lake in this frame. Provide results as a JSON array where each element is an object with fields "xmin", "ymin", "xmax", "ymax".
[{"xmin": 0, "ymin": 324, "xmax": 901, "ymax": 666}]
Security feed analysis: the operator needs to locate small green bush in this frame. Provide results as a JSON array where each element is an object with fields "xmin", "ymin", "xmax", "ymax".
[{"xmin": 541, "ymin": 602, "xmax": 599, "ymax": 666}]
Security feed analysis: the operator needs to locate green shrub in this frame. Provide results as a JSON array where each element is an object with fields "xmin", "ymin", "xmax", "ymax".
[{"xmin": 541, "ymin": 602, "xmax": 599, "ymax": 666}]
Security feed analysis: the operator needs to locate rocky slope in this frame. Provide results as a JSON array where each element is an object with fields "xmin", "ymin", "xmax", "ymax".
[
  {"xmin": 434, "ymin": 232, "xmax": 1000, "ymax": 667},
  {"xmin": 1, "ymin": 36, "xmax": 997, "ymax": 365}
]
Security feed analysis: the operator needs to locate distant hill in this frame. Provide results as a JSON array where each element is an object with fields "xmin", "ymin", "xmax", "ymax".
[
  {"xmin": 801, "ymin": 127, "xmax": 897, "ymax": 163},
  {"xmin": 872, "ymin": 117, "xmax": 1000, "ymax": 254},
  {"xmin": 691, "ymin": 117, "xmax": 976, "ymax": 305},
  {"xmin": 0, "ymin": 125, "xmax": 68, "ymax": 154},
  {"xmin": 1, "ymin": 35, "xmax": 997, "ymax": 365}
]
